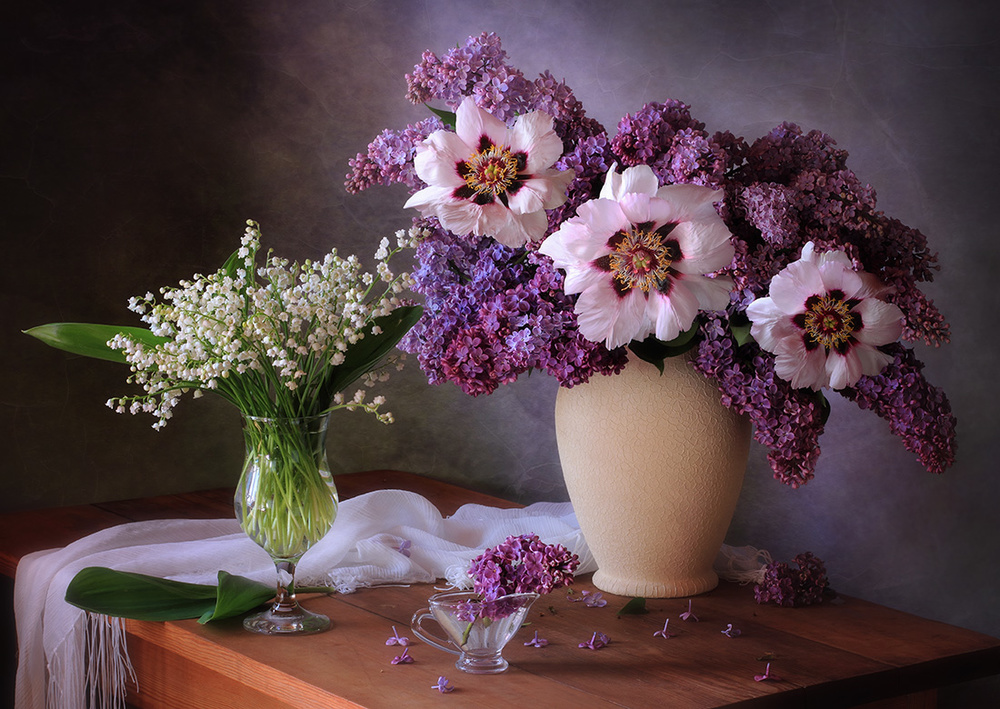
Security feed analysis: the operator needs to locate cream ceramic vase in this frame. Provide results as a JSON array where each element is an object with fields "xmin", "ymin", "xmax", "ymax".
[{"xmin": 554, "ymin": 352, "xmax": 751, "ymax": 598}]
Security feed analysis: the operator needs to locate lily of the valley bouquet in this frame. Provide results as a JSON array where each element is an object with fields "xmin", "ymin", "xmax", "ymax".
[
  {"xmin": 27, "ymin": 220, "xmax": 422, "ymax": 426},
  {"xmin": 347, "ymin": 33, "xmax": 955, "ymax": 487}
]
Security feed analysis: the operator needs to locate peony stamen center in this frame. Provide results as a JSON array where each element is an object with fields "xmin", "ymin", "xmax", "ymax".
[
  {"xmin": 609, "ymin": 228, "xmax": 674, "ymax": 292},
  {"xmin": 802, "ymin": 294, "xmax": 858, "ymax": 351},
  {"xmin": 463, "ymin": 144, "xmax": 519, "ymax": 197}
]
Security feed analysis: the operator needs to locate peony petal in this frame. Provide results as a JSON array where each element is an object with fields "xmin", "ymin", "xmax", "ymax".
[
  {"xmin": 825, "ymin": 349, "xmax": 863, "ymax": 390},
  {"xmin": 413, "ymin": 131, "xmax": 472, "ymax": 187},
  {"xmin": 563, "ymin": 262, "xmax": 608, "ymax": 295},
  {"xmin": 853, "ymin": 299, "xmax": 904, "ymax": 346},
  {"xmin": 617, "ymin": 192, "xmax": 654, "ymax": 227},
  {"xmin": 775, "ymin": 338, "xmax": 828, "ymax": 390},
  {"xmin": 769, "ymin": 260, "xmax": 825, "ymax": 314},
  {"xmin": 817, "ymin": 260, "xmax": 864, "ymax": 298},
  {"xmin": 613, "ymin": 164, "xmax": 660, "ymax": 199},
  {"xmin": 506, "ymin": 171, "xmax": 572, "ymax": 214},
  {"xmin": 679, "ymin": 273, "xmax": 734, "ymax": 311},
  {"xmin": 455, "ymin": 96, "xmax": 509, "ymax": 152},
  {"xmin": 576, "ymin": 199, "xmax": 630, "ymax": 239},
  {"xmin": 654, "ymin": 183, "xmax": 724, "ymax": 216},
  {"xmin": 852, "ymin": 342, "xmax": 895, "ymax": 379},
  {"xmin": 509, "ymin": 110, "xmax": 563, "ymax": 173},
  {"xmin": 747, "ymin": 297, "xmax": 797, "ymax": 352},
  {"xmin": 576, "ymin": 283, "xmax": 647, "ymax": 349},
  {"xmin": 669, "ymin": 220, "xmax": 736, "ymax": 274},
  {"xmin": 649, "ymin": 280, "xmax": 699, "ymax": 342},
  {"xmin": 404, "ymin": 185, "xmax": 456, "ymax": 214}
]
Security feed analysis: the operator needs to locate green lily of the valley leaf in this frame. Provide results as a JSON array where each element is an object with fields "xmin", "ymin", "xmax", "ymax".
[
  {"xmin": 617, "ymin": 597, "xmax": 649, "ymax": 616},
  {"xmin": 65, "ymin": 567, "xmax": 274, "ymax": 624},
  {"xmin": 23, "ymin": 323, "xmax": 170, "ymax": 364},
  {"xmin": 319, "ymin": 305, "xmax": 423, "ymax": 401}
]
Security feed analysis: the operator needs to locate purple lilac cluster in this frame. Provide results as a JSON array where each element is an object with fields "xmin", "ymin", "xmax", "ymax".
[
  {"xmin": 468, "ymin": 534, "xmax": 579, "ymax": 602},
  {"xmin": 754, "ymin": 552, "xmax": 829, "ymax": 607},
  {"xmin": 344, "ymin": 33, "xmax": 956, "ymax": 485}
]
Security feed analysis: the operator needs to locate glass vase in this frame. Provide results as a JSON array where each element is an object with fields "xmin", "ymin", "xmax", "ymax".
[{"xmin": 235, "ymin": 413, "xmax": 338, "ymax": 635}]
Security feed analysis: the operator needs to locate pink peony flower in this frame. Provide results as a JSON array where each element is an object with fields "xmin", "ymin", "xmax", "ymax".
[
  {"xmin": 404, "ymin": 96, "xmax": 573, "ymax": 247},
  {"xmin": 746, "ymin": 242, "xmax": 904, "ymax": 390},
  {"xmin": 539, "ymin": 163, "xmax": 735, "ymax": 349}
]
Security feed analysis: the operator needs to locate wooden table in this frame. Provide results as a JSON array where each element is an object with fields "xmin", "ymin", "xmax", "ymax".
[{"xmin": 4, "ymin": 470, "xmax": 1000, "ymax": 708}]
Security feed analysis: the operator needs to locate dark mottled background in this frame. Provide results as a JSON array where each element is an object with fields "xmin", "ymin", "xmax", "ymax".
[{"xmin": 3, "ymin": 1, "xmax": 998, "ymax": 703}]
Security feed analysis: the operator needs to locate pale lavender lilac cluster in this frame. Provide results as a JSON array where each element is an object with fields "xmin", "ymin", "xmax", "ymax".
[
  {"xmin": 344, "ymin": 32, "xmax": 956, "ymax": 485},
  {"xmin": 753, "ymin": 552, "xmax": 829, "ymax": 607}
]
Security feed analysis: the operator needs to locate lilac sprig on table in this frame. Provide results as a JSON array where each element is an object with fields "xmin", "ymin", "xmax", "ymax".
[{"xmin": 754, "ymin": 552, "xmax": 830, "ymax": 607}]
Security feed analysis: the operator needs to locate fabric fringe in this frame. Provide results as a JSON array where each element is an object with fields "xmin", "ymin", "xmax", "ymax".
[
  {"xmin": 85, "ymin": 615, "xmax": 135, "ymax": 709},
  {"xmin": 714, "ymin": 545, "xmax": 773, "ymax": 585}
]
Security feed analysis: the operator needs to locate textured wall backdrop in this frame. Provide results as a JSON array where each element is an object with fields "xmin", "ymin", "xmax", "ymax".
[{"xmin": 4, "ymin": 0, "xmax": 998, "ymax": 700}]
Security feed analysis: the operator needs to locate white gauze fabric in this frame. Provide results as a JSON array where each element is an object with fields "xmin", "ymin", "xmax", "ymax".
[{"xmin": 14, "ymin": 489, "xmax": 595, "ymax": 709}]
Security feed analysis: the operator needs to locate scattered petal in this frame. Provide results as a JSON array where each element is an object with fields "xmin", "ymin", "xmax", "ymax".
[
  {"xmin": 679, "ymin": 599, "xmax": 699, "ymax": 622},
  {"xmin": 653, "ymin": 619, "xmax": 676, "ymax": 639},
  {"xmin": 578, "ymin": 631, "xmax": 610, "ymax": 650},
  {"xmin": 583, "ymin": 591, "xmax": 607, "ymax": 608},
  {"xmin": 754, "ymin": 662, "xmax": 782, "ymax": 682},
  {"xmin": 524, "ymin": 630, "xmax": 549, "ymax": 647},
  {"xmin": 396, "ymin": 539, "xmax": 412, "ymax": 557},
  {"xmin": 432, "ymin": 676, "xmax": 455, "ymax": 693},
  {"xmin": 722, "ymin": 623, "xmax": 742, "ymax": 638},
  {"xmin": 391, "ymin": 647, "xmax": 414, "ymax": 665},
  {"xmin": 386, "ymin": 625, "xmax": 410, "ymax": 646}
]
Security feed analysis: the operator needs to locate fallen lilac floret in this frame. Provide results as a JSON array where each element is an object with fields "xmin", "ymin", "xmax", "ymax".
[
  {"xmin": 722, "ymin": 623, "xmax": 742, "ymax": 638},
  {"xmin": 680, "ymin": 599, "xmax": 699, "ymax": 622},
  {"xmin": 386, "ymin": 625, "xmax": 410, "ymax": 646},
  {"xmin": 653, "ymin": 619, "xmax": 676, "ymax": 639},
  {"xmin": 391, "ymin": 647, "xmax": 414, "ymax": 665},
  {"xmin": 754, "ymin": 662, "xmax": 781, "ymax": 682},
  {"xmin": 583, "ymin": 591, "xmax": 607, "ymax": 608},
  {"xmin": 432, "ymin": 676, "xmax": 455, "ymax": 693},
  {"xmin": 524, "ymin": 630, "xmax": 549, "ymax": 647},
  {"xmin": 396, "ymin": 539, "xmax": 412, "ymax": 557},
  {"xmin": 578, "ymin": 631, "xmax": 610, "ymax": 650}
]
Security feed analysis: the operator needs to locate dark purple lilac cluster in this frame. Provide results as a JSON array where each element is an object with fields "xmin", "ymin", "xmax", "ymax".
[
  {"xmin": 344, "ymin": 32, "xmax": 957, "ymax": 485},
  {"xmin": 754, "ymin": 552, "xmax": 829, "ymax": 607},
  {"xmin": 468, "ymin": 534, "xmax": 580, "ymax": 603}
]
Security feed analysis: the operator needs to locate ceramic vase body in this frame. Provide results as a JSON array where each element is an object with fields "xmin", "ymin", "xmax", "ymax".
[{"xmin": 554, "ymin": 353, "xmax": 751, "ymax": 598}]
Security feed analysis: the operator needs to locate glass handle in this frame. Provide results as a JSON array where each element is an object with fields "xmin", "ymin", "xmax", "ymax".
[{"xmin": 410, "ymin": 609, "xmax": 460, "ymax": 655}]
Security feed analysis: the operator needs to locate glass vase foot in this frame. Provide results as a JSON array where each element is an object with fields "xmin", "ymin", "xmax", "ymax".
[{"xmin": 243, "ymin": 605, "xmax": 331, "ymax": 635}]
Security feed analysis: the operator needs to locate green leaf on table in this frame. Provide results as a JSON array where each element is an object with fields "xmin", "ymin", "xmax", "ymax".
[
  {"xmin": 617, "ymin": 597, "xmax": 649, "ymax": 616},
  {"xmin": 199, "ymin": 571, "xmax": 276, "ymax": 623},
  {"xmin": 65, "ymin": 567, "xmax": 273, "ymax": 624},
  {"xmin": 23, "ymin": 323, "xmax": 170, "ymax": 364}
]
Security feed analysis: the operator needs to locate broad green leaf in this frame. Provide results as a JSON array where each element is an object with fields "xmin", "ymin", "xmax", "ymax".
[
  {"xmin": 198, "ymin": 571, "xmax": 276, "ymax": 623},
  {"xmin": 66, "ymin": 567, "xmax": 221, "ymax": 621},
  {"xmin": 617, "ymin": 597, "xmax": 649, "ymax": 616},
  {"xmin": 65, "ymin": 567, "xmax": 273, "ymax": 623},
  {"xmin": 321, "ymin": 305, "xmax": 423, "ymax": 399},
  {"xmin": 426, "ymin": 104, "xmax": 457, "ymax": 129},
  {"xmin": 729, "ymin": 311, "xmax": 754, "ymax": 348},
  {"xmin": 24, "ymin": 323, "xmax": 170, "ymax": 364},
  {"xmin": 628, "ymin": 323, "xmax": 701, "ymax": 372}
]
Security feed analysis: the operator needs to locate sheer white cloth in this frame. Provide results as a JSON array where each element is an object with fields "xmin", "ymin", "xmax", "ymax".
[{"xmin": 14, "ymin": 489, "xmax": 596, "ymax": 709}]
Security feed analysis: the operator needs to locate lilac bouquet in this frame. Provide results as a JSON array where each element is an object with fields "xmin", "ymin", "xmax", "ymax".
[{"xmin": 346, "ymin": 32, "xmax": 955, "ymax": 488}]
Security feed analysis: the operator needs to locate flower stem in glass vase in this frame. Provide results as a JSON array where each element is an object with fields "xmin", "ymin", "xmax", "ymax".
[{"xmin": 235, "ymin": 413, "xmax": 338, "ymax": 634}]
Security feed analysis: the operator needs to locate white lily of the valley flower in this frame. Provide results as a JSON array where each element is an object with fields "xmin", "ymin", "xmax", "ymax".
[
  {"xmin": 746, "ymin": 241, "xmax": 904, "ymax": 390},
  {"xmin": 404, "ymin": 96, "xmax": 573, "ymax": 247},
  {"xmin": 539, "ymin": 163, "xmax": 734, "ymax": 349}
]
